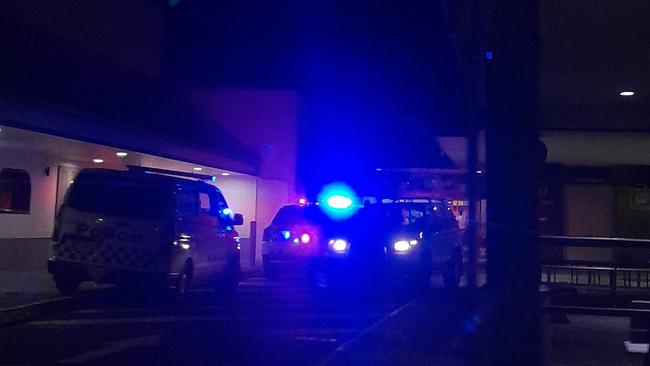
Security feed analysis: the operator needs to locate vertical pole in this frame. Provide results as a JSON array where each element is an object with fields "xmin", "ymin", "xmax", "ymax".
[
  {"xmin": 250, "ymin": 221, "xmax": 257, "ymax": 267},
  {"xmin": 466, "ymin": 130, "xmax": 479, "ymax": 289},
  {"xmin": 483, "ymin": 0, "xmax": 540, "ymax": 365},
  {"xmin": 444, "ymin": 0, "xmax": 486, "ymax": 290}
]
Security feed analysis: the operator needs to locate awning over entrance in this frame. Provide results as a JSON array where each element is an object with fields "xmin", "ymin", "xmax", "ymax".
[{"xmin": 0, "ymin": 93, "xmax": 260, "ymax": 176}]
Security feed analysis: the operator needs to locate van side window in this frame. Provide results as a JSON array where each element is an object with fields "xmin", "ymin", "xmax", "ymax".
[
  {"xmin": 0, "ymin": 168, "xmax": 31, "ymax": 214},
  {"xmin": 177, "ymin": 191, "xmax": 198, "ymax": 217},
  {"xmin": 198, "ymin": 192, "xmax": 211, "ymax": 214},
  {"xmin": 214, "ymin": 191, "xmax": 228, "ymax": 211},
  {"xmin": 213, "ymin": 191, "xmax": 233, "ymax": 224}
]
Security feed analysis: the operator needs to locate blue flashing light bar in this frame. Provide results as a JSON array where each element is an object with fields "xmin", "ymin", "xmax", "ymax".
[{"xmin": 317, "ymin": 182, "xmax": 360, "ymax": 221}]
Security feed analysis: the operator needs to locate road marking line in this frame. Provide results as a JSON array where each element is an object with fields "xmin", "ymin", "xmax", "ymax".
[
  {"xmin": 31, "ymin": 312, "xmax": 388, "ymax": 327},
  {"xmin": 624, "ymin": 341, "xmax": 650, "ymax": 353},
  {"xmin": 57, "ymin": 335, "xmax": 160, "ymax": 364},
  {"xmin": 293, "ymin": 336, "xmax": 339, "ymax": 343},
  {"xmin": 246, "ymin": 327, "xmax": 365, "ymax": 337},
  {"xmin": 322, "ymin": 296, "xmax": 421, "ymax": 361},
  {"xmin": 70, "ymin": 303, "xmax": 398, "ymax": 315}
]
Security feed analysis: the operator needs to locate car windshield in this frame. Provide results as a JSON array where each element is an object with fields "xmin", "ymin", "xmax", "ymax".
[
  {"xmin": 271, "ymin": 205, "xmax": 331, "ymax": 227},
  {"xmin": 358, "ymin": 203, "xmax": 434, "ymax": 228},
  {"xmin": 66, "ymin": 174, "xmax": 172, "ymax": 220},
  {"xmin": 357, "ymin": 203, "xmax": 455, "ymax": 231}
]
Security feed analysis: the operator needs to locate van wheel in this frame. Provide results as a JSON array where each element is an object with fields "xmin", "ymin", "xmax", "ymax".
[
  {"xmin": 176, "ymin": 263, "xmax": 193, "ymax": 296},
  {"xmin": 53, "ymin": 273, "xmax": 82, "ymax": 295}
]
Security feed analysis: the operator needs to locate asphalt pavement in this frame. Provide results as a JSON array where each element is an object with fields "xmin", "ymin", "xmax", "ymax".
[
  {"xmin": 0, "ymin": 274, "xmax": 422, "ymax": 365},
  {"xmin": 2, "ymin": 273, "xmax": 647, "ymax": 365}
]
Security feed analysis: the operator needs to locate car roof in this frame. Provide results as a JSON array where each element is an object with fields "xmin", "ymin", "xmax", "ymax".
[
  {"xmin": 76, "ymin": 168, "xmax": 217, "ymax": 190},
  {"xmin": 378, "ymin": 198, "xmax": 445, "ymax": 204}
]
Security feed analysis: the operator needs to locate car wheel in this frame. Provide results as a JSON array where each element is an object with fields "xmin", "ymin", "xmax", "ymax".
[
  {"xmin": 442, "ymin": 263, "xmax": 461, "ymax": 288},
  {"xmin": 307, "ymin": 259, "xmax": 339, "ymax": 289},
  {"xmin": 53, "ymin": 272, "xmax": 82, "ymax": 295},
  {"xmin": 263, "ymin": 257, "xmax": 279, "ymax": 280},
  {"xmin": 412, "ymin": 272, "xmax": 432, "ymax": 294}
]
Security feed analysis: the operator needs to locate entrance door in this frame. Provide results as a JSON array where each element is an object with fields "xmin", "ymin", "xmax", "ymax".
[{"xmin": 55, "ymin": 165, "xmax": 79, "ymax": 215}]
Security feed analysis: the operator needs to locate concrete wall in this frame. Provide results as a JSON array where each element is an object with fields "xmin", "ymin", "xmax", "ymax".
[
  {"xmin": 0, "ymin": 149, "xmax": 58, "ymax": 238},
  {"xmin": 563, "ymin": 184, "xmax": 615, "ymax": 237},
  {"xmin": 255, "ymin": 179, "xmax": 290, "ymax": 264},
  {"xmin": 213, "ymin": 175, "xmax": 258, "ymax": 238},
  {"xmin": 563, "ymin": 184, "xmax": 615, "ymax": 262},
  {"xmin": 542, "ymin": 131, "xmax": 650, "ymax": 167},
  {"xmin": 187, "ymin": 89, "xmax": 298, "ymax": 200},
  {"xmin": 0, "ymin": 238, "xmax": 55, "ymax": 294}
]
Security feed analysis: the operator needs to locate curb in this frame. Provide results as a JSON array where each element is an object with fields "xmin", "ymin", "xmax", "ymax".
[
  {"xmin": 0, "ymin": 295, "xmax": 77, "ymax": 327},
  {"xmin": 0, "ymin": 288, "xmax": 112, "ymax": 327},
  {"xmin": 0, "ymin": 268, "xmax": 264, "ymax": 327},
  {"xmin": 241, "ymin": 269, "xmax": 264, "ymax": 279}
]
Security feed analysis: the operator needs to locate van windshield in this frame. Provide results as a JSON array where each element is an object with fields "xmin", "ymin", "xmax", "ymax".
[{"xmin": 66, "ymin": 174, "xmax": 171, "ymax": 220}]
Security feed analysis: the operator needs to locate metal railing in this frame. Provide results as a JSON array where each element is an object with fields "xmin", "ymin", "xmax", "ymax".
[
  {"xmin": 539, "ymin": 235, "xmax": 650, "ymax": 292},
  {"xmin": 541, "ymin": 265, "xmax": 650, "ymax": 290}
]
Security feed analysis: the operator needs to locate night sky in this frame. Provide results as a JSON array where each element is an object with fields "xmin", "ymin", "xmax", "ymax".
[
  {"xmin": 1, "ymin": 0, "xmax": 465, "ymax": 194},
  {"xmin": 164, "ymin": 0, "xmax": 465, "ymax": 193}
]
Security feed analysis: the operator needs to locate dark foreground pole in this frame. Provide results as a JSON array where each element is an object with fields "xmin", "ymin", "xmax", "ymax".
[{"xmin": 483, "ymin": 0, "xmax": 540, "ymax": 365}]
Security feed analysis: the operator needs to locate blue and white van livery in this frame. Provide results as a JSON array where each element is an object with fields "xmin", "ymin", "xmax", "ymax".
[{"xmin": 48, "ymin": 167, "xmax": 243, "ymax": 296}]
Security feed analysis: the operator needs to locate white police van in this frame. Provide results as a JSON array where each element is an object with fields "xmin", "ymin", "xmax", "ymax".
[{"xmin": 47, "ymin": 166, "xmax": 243, "ymax": 296}]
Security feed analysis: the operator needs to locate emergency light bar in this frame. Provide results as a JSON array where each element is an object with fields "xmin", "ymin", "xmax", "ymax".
[{"xmin": 127, "ymin": 165, "xmax": 214, "ymax": 181}]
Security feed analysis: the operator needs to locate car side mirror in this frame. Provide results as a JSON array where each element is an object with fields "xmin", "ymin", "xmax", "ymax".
[{"xmin": 233, "ymin": 213, "xmax": 244, "ymax": 226}]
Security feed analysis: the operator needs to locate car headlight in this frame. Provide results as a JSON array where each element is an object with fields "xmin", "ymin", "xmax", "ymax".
[
  {"xmin": 393, "ymin": 239, "xmax": 418, "ymax": 253},
  {"xmin": 328, "ymin": 238, "xmax": 349, "ymax": 254}
]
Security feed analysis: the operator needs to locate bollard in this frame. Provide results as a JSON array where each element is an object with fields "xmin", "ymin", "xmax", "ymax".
[
  {"xmin": 249, "ymin": 221, "xmax": 257, "ymax": 267},
  {"xmin": 630, "ymin": 300, "xmax": 650, "ymax": 345}
]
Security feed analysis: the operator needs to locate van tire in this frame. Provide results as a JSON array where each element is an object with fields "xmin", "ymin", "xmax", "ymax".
[
  {"xmin": 53, "ymin": 273, "xmax": 82, "ymax": 295},
  {"xmin": 175, "ymin": 263, "xmax": 193, "ymax": 296}
]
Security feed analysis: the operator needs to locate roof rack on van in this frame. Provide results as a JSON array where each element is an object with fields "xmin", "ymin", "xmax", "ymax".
[{"xmin": 127, "ymin": 165, "xmax": 214, "ymax": 181}]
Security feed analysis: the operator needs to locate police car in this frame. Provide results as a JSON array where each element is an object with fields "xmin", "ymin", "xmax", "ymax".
[
  {"xmin": 312, "ymin": 198, "xmax": 463, "ymax": 291},
  {"xmin": 47, "ymin": 166, "xmax": 244, "ymax": 296},
  {"xmin": 262, "ymin": 202, "xmax": 348, "ymax": 279},
  {"xmin": 369, "ymin": 199, "xmax": 463, "ymax": 289},
  {"xmin": 264, "ymin": 198, "xmax": 462, "ymax": 291}
]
